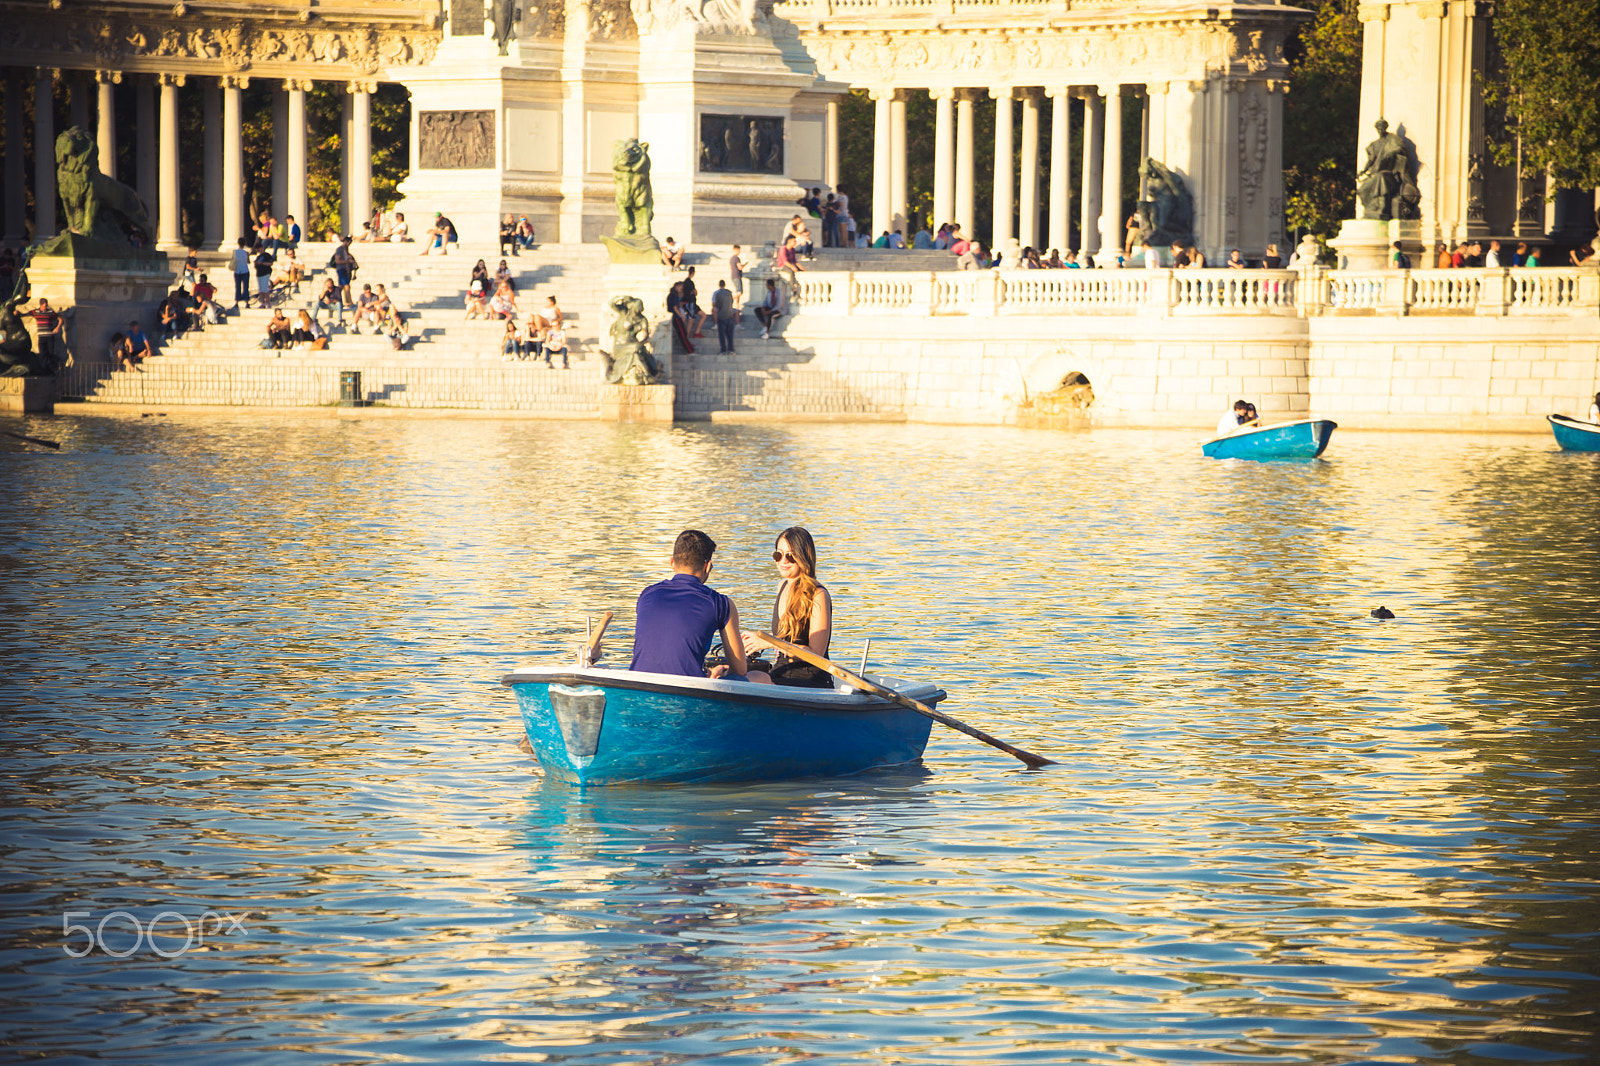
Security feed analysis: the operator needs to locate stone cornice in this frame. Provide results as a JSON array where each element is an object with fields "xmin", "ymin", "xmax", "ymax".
[
  {"xmin": 0, "ymin": 3, "xmax": 443, "ymax": 80},
  {"xmin": 793, "ymin": 16, "xmax": 1303, "ymax": 88}
]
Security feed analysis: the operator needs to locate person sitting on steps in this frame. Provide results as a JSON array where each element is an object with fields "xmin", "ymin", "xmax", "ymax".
[
  {"xmin": 755, "ymin": 278, "xmax": 783, "ymax": 340},
  {"xmin": 314, "ymin": 278, "xmax": 345, "ymax": 330}
]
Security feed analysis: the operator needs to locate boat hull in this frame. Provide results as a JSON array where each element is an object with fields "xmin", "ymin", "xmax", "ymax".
[
  {"xmin": 502, "ymin": 667, "xmax": 940, "ymax": 785},
  {"xmin": 1202, "ymin": 419, "xmax": 1338, "ymax": 460},
  {"xmin": 1548, "ymin": 415, "xmax": 1600, "ymax": 452}
]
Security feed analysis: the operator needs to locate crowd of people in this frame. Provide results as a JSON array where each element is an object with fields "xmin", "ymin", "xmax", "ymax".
[
  {"xmin": 1400, "ymin": 238, "xmax": 1596, "ymax": 269},
  {"xmin": 453, "ymin": 257, "xmax": 570, "ymax": 366}
]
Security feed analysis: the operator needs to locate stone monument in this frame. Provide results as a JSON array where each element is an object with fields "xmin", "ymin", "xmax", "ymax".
[
  {"xmin": 1331, "ymin": 118, "xmax": 1423, "ymax": 271},
  {"xmin": 25, "ymin": 126, "xmax": 174, "ymax": 400},
  {"xmin": 1135, "ymin": 158, "xmax": 1196, "ymax": 263},
  {"xmin": 598, "ymin": 294, "xmax": 674, "ymax": 421},
  {"xmin": 600, "ymin": 139, "xmax": 662, "ymax": 265}
]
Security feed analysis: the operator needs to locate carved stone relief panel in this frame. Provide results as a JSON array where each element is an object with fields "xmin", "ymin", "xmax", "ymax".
[
  {"xmin": 420, "ymin": 110, "xmax": 497, "ymax": 169},
  {"xmin": 450, "ymin": 0, "xmax": 484, "ymax": 36},
  {"xmin": 699, "ymin": 114, "xmax": 784, "ymax": 174}
]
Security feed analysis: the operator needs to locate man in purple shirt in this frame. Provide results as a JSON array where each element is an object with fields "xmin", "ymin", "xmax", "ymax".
[{"xmin": 630, "ymin": 530, "xmax": 750, "ymax": 678}]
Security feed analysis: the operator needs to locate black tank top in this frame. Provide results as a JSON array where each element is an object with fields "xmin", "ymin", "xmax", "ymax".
[{"xmin": 772, "ymin": 582, "xmax": 832, "ymax": 688}]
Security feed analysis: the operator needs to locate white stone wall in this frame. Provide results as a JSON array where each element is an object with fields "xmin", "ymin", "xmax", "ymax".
[
  {"xmin": 776, "ymin": 304, "xmax": 1599, "ymax": 429},
  {"xmin": 1308, "ymin": 317, "xmax": 1600, "ymax": 429},
  {"xmin": 774, "ymin": 315, "xmax": 1312, "ymax": 427}
]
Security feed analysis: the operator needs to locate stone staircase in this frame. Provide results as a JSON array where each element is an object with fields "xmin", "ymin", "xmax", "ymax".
[
  {"xmin": 68, "ymin": 241, "xmax": 615, "ymax": 411},
  {"xmin": 63, "ymin": 239, "xmax": 908, "ymax": 418}
]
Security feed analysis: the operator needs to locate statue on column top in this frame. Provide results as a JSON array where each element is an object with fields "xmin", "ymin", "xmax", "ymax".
[{"xmin": 1356, "ymin": 118, "xmax": 1421, "ymax": 221}]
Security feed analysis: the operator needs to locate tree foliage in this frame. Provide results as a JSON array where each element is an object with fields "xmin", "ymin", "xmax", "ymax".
[
  {"xmin": 1281, "ymin": 0, "xmax": 1362, "ymax": 239},
  {"xmin": 1485, "ymin": 0, "xmax": 1600, "ymax": 189}
]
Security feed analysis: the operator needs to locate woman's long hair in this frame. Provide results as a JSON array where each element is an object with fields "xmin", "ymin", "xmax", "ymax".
[{"xmin": 775, "ymin": 526, "xmax": 819, "ymax": 642}]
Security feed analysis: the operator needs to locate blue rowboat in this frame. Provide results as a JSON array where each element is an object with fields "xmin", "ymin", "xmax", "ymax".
[
  {"xmin": 1201, "ymin": 418, "xmax": 1337, "ymax": 460},
  {"xmin": 1548, "ymin": 414, "xmax": 1600, "ymax": 452},
  {"xmin": 501, "ymin": 666, "xmax": 945, "ymax": 785}
]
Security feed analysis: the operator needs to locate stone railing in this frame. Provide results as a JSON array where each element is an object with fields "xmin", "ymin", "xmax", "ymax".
[
  {"xmin": 781, "ymin": 268, "xmax": 1301, "ymax": 318},
  {"xmin": 1305, "ymin": 266, "xmax": 1600, "ymax": 317},
  {"xmin": 770, "ymin": 266, "xmax": 1600, "ymax": 319}
]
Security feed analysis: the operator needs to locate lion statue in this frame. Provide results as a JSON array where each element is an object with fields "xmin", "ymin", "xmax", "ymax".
[
  {"xmin": 612, "ymin": 138, "xmax": 654, "ymax": 239},
  {"xmin": 55, "ymin": 126, "xmax": 153, "ymax": 247}
]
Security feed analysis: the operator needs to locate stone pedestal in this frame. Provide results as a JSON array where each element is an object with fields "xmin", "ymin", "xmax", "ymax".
[
  {"xmin": 0, "ymin": 376, "xmax": 59, "ymax": 413},
  {"xmin": 1328, "ymin": 218, "xmax": 1392, "ymax": 271},
  {"xmin": 599, "ymin": 383, "xmax": 675, "ymax": 422},
  {"xmin": 24, "ymin": 254, "xmax": 176, "ymax": 372},
  {"xmin": 602, "ymin": 262, "xmax": 675, "ymax": 382}
]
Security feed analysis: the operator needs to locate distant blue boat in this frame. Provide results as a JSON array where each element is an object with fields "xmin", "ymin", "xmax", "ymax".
[
  {"xmin": 1548, "ymin": 414, "xmax": 1600, "ymax": 452},
  {"xmin": 501, "ymin": 666, "xmax": 944, "ymax": 785},
  {"xmin": 1202, "ymin": 418, "xmax": 1338, "ymax": 460}
]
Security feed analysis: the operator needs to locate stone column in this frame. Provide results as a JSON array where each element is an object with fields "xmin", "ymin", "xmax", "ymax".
[
  {"xmin": 135, "ymin": 77, "xmax": 157, "ymax": 220},
  {"xmin": 347, "ymin": 82, "xmax": 373, "ymax": 236},
  {"xmin": 932, "ymin": 88, "xmax": 954, "ymax": 232},
  {"xmin": 955, "ymin": 89, "xmax": 975, "ymax": 237},
  {"xmin": 1139, "ymin": 88, "xmax": 1150, "ymax": 166},
  {"xmin": 991, "ymin": 87, "xmax": 1014, "ymax": 250},
  {"xmin": 34, "ymin": 68, "xmax": 55, "ymax": 240},
  {"xmin": 1079, "ymin": 90, "xmax": 1103, "ymax": 257},
  {"xmin": 95, "ymin": 71, "xmax": 118, "ymax": 179},
  {"xmin": 890, "ymin": 91, "xmax": 907, "ymax": 234},
  {"xmin": 871, "ymin": 88, "xmax": 892, "ymax": 240},
  {"xmin": 286, "ymin": 80, "xmax": 309, "ymax": 237},
  {"xmin": 69, "ymin": 73, "xmax": 89, "ymax": 132},
  {"xmin": 825, "ymin": 98, "xmax": 839, "ymax": 191},
  {"xmin": 221, "ymin": 76, "xmax": 245, "ymax": 247},
  {"xmin": 340, "ymin": 91, "xmax": 352, "ymax": 235},
  {"xmin": 1019, "ymin": 89, "xmax": 1040, "ymax": 250},
  {"xmin": 1099, "ymin": 83, "xmax": 1124, "ymax": 260},
  {"xmin": 4, "ymin": 72, "xmax": 25, "ymax": 241},
  {"xmin": 203, "ymin": 80, "xmax": 222, "ymax": 248},
  {"xmin": 157, "ymin": 74, "xmax": 183, "ymax": 250},
  {"xmin": 1046, "ymin": 88, "xmax": 1071, "ymax": 255},
  {"xmin": 271, "ymin": 86, "xmax": 289, "ymax": 218}
]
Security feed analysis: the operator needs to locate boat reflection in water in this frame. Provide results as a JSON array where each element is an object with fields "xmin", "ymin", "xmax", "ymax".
[
  {"xmin": 503, "ymin": 665, "xmax": 944, "ymax": 785},
  {"xmin": 507, "ymin": 771, "xmax": 935, "ymax": 1035}
]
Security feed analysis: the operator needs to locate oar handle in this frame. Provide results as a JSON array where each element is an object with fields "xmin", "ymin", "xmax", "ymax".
[
  {"xmin": 581, "ymin": 611, "xmax": 613, "ymax": 667},
  {"xmin": 757, "ymin": 632, "xmax": 1055, "ymax": 769}
]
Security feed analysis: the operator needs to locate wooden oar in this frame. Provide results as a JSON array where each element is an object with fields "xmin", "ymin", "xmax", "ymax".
[
  {"xmin": 756, "ymin": 632, "xmax": 1055, "ymax": 769},
  {"xmin": 3, "ymin": 430, "xmax": 61, "ymax": 450},
  {"xmin": 579, "ymin": 611, "xmax": 613, "ymax": 667}
]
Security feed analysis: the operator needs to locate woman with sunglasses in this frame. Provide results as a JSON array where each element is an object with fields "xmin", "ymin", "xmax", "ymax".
[{"xmin": 745, "ymin": 527, "xmax": 834, "ymax": 688}]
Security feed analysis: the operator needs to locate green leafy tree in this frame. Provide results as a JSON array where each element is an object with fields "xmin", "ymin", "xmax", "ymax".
[
  {"xmin": 1485, "ymin": 0, "xmax": 1600, "ymax": 190},
  {"xmin": 1281, "ymin": 0, "xmax": 1362, "ymax": 239}
]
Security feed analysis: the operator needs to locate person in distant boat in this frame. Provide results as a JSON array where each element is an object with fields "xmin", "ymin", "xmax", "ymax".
[
  {"xmin": 1216, "ymin": 399, "xmax": 1258, "ymax": 438},
  {"xmin": 630, "ymin": 529, "xmax": 750, "ymax": 679},
  {"xmin": 1589, "ymin": 391, "xmax": 1600, "ymax": 424},
  {"xmin": 743, "ymin": 526, "xmax": 834, "ymax": 688}
]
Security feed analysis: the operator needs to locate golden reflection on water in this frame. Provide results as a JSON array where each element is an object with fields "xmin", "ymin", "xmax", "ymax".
[{"xmin": 2, "ymin": 415, "xmax": 1599, "ymax": 1063}]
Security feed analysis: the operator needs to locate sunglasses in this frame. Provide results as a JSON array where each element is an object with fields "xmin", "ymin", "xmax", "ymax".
[{"xmin": 772, "ymin": 551, "xmax": 798, "ymax": 564}]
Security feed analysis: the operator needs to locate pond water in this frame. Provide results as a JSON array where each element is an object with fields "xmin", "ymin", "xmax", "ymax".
[{"xmin": 2, "ymin": 414, "xmax": 1598, "ymax": 1065}]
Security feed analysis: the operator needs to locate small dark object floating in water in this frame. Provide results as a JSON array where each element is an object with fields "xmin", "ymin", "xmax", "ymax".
[{"xmin": 1371, "ymin": 606, "xmax": 1395, "ymax": 619}]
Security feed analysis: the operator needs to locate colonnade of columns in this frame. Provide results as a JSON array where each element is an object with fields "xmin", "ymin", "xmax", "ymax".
[
  {"xmin": 2, "ymin": 69, "xmax": 377, "ymax": 250},
  {"xmin": 869, "ymin": 85, "xmax": 1144, "ymax": 259}
]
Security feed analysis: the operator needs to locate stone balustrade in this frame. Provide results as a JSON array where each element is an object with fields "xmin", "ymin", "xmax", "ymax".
[
  {"xmin": 1304, "ymin": 266, "xmax": 1598, "ymax": 317},
  {"xmin": 776, "ymin": 266, "xmax": 1600, "ymax": 319}
]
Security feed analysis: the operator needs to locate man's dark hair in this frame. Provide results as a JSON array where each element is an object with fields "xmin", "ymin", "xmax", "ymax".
[{"xmin": 673, "ymin": 530, "xmax": 717, "ymax": 570}]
